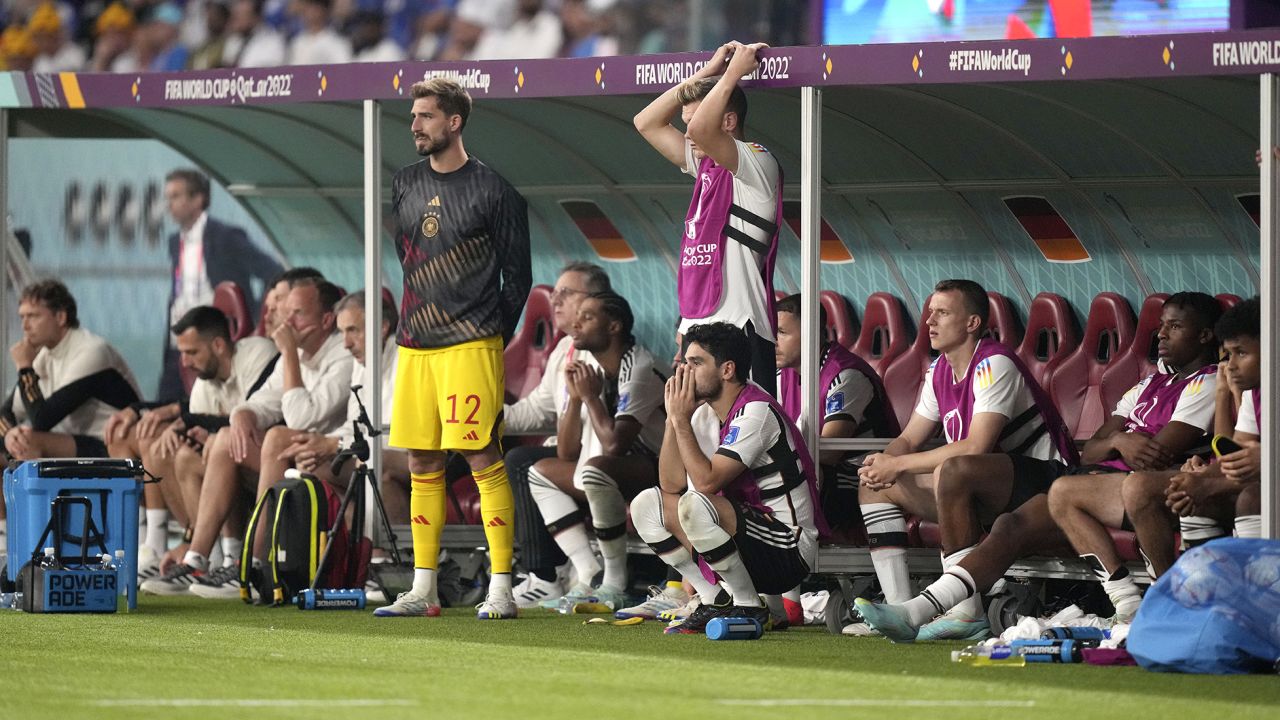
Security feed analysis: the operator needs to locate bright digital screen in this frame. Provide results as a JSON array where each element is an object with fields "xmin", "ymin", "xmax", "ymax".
[{"xmin": 823, "ymin": 0, "xmax": 1231, "ymax": 45}]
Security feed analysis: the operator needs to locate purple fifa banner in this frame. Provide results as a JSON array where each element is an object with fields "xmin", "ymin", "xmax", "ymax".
[{"xmin": 8, "ymin": 28, "xmax": 1280, "ymax": 110}]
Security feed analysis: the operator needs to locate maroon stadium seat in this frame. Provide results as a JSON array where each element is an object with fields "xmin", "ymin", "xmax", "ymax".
[
  {"xmin": 1015, "ymin": 292, "xmax": 1078, "ymax": 391},
  {"xmin": 212, "ymin": 281, "xmax": 252, "ymax": 342},
  {"xmin": 821, "ymin": 291, "xmax": 859, "ymax": 349},
  {"xmin": 1103, "ymin": 293, "xmax": 1169, "ymax": 402},
  {"xmin": 984, "ymin": 292, "xmax": 1022, "ymax": 348},
  {"xmin": 447, "ymin": 475, "xmax": 483, "ymax": 524},
  {"xmin": 1216, "ymin": 293, "xmax": 1242, "ymax": 311},
  {"xmin": 852, "ymin": 292, "xmax": 912, "ymax": 379},
  {"xmin": 1049, "ymin": 293, "xmax": 1137, "ymax": 440},
  {"xmin": 503, "ymin": 284, "xmax": 560, "ymax": 401},
  {"xmin": 880, "ymin": 294, "xmax": 934, "ymax": 431}
]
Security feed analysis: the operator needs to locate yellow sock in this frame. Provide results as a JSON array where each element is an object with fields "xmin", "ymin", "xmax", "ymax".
[
  {"xmin": 409, "ymin": 470, "xmax": 447, "ymax": 570},
  {"xmin": 473, "ymin": 460, "xmax": 514, "ymax": 574}
]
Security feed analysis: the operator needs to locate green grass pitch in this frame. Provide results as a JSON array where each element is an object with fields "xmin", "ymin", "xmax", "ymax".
[{"xmin": 1, "ymin": 597, "xmax": 1277, "ymax": 720}]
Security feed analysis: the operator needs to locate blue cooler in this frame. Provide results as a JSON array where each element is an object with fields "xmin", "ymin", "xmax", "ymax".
[{"xmin": 3, "ymin": 459, "xmax": 144, "ymax": 610}]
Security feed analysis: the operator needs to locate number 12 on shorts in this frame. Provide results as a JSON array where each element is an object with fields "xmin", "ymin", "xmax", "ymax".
[{"xmin": 446, "ymin": 394, "xmax": 481, "ymax": 424}]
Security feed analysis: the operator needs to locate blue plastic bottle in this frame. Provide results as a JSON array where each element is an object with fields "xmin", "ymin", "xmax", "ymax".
[
  {"xmin": 294, "ymin": 588, "xmax": 367, "ymax": 610},
  {"xmin": 706, "ymin": 616, "xmax": 763, "ymax": 640}
]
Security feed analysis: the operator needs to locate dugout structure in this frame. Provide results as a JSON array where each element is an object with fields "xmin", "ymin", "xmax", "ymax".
[{"xmin": 1, "ymin": 30, "xmax": 1279, "ymax": 540}]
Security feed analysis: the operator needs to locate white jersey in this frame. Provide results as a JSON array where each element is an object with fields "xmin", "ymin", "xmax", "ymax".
[
  {"xmin": 677, "ymin": 139, "xmax": 781, "ymax": 342},
  {"xmin": 504, "ymin": 334, "xmax": 599, "ymax": 445},
  {"xmin": 188, "ymin": 336, "xmax": 279, "ymax": 416},
  {"xmin": 571, "ymin": 344, "xmax": 665, "ymax": 488},
  {"xmin": 233, "ymin": 332, "xmax": 354, "ymax": 434},
  {"xmin": 694, "ymin": 395, "xmax": 819, "ymax": 567},
  {"xmin": 916, "ymin": 349, "xmax": 1062, "ymax": 463},
  {"xmin": 1236, "ymin": 388, "xmax": 1261, "ymax": 437},
  {"xmin": 11, "ymin": 327, "xmax": 141, "ymax": 439}
]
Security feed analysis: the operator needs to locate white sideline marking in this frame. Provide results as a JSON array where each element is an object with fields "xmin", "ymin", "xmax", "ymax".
[
  {"xmin": 717, "ymin": 699, "xmax": 1036, "ymax": 708},
  {"xmin": 93, "ymin": 699, "xmax": 416, "ymax": 708}
]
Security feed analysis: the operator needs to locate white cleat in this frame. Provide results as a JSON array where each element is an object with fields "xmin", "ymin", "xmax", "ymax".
[
  {"xmin": 373, "ymin": 591, "xmax": 442, "ymax": 617},
  {"xmin": 476, "ymin": 589, "xmax": 518, "ymax": 619},
  {"xmin": 512, "ymin": 573, "xmax": 565, "ymax": 609},
  {"xmin": 615, "ymin": 585, "xmax": 688, "ymax": 620}
]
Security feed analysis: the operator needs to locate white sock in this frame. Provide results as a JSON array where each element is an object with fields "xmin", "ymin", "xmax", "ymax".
[
  {"xmin": 1235, "ymin": 515, "xmax": 1262, "ymax": 538},
  {"xmin": 941, "ymin": 545, "xmax": 982, "ymax": 618},
  {"xmin": 529, "ymin": 468, "xmax": 600, "ymax": 585},
  {"xmin": 1096, "ymin": 564, "xmax": 1142, "ymax": 621},
  {"xmin": 489, "ymin": 572, "xmax": 512, "ymax": 594},
  {"xmin": 144, "ymin": 509, "xmax": 168, "ymax": 556},
  {"xmin": 412, "ymin": 567, "xmax": 438, "ymax": 602},
  {"xmin": 1179, "ymin": 516, "xmax": 1226, "ymax": 548},
  {"xmin": 1, "ymin": 519, "xmax": 8, "ymax": 534},
  {"xmin": 679, "ymin": 491, "xmax": 760, "ymax": 607},
  {"xmin": 863, "ymin": 502, "xmax": 912, "ymax": 603},
  {"xmin": 220, "ymin": 536, "xmax": 244, "ymax": 567},
  {"xmin": 902, "ymin": 566, "xmax": 977, "ymax": 626},
  {"xmin": 181, "ymin": 550, "xmax": 208, "ymax": 571},
  {"xmin": 630, "ymin": 488, "xmax": 722, "ymax": 603},
  {"xmin": 582, "ymin": 466, "xmax": 629, "ymax": 591}
]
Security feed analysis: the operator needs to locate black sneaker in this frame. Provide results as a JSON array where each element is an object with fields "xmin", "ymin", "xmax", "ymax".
[
  {"xmin": 188, "ymin": 564, "xmax": 249, "ymax": 600},
  {"xmin": 730, "ymin": 603, "xmax": 776, "ymax": 631},
  {"xmin": 139, "ymin": 563, "xmax": 204, "ymax": 596},
  {"xmin": 666, "ymin": 597, "xmax": 732, "ymax": 635}
]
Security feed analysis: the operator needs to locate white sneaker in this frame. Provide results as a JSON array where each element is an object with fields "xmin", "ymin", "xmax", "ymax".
[
  {"xmin": 364, "ymin": 580, "xmax": 387, "ymax": 605},
  {"xmin": 188, "ymin": 564, "xmax": 249, "ymax": 600},
  {"xmin": 136, "ymin": 546, "xmax": 162, "ymax": 583},
  {"xmin": 841, "ymin": 622, "xmax": 881, "ymax": 637},
  {"xmin": 659, "ymin": 596, "xmax": 700, "ymax": 623},
  {"xmin": 373, "ymin": 591, "xmax": 442, "ymax": 617},
  {"xmin": 476, "ymin": 589, "xmax": 518, "ymax": 619},
  {"xmin": 615, "ymin": 585, "xmax": 689, "ymax": 620},
  {"xmin": 513, "ymin": 573, "xmax": 564, "ymax": 609}
]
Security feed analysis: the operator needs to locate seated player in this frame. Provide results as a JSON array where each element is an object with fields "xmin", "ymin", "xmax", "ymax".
[
  {"xmin": 143, "ymin": 277, "xmax": 352, "ymax": 596},
  {"xmin": 775, "ymin": 293, "xmax": 899, "ymax": 524},
  {"xmin": 500, "ymin": 262, "xmax": 612, "ymax": 608},
  {"xmin": 527, "ymin": 291, "xmax": 666, "ymax": 610},
  {"xmin": 105, "ymin": 306, "xmax": 277, "ymax": 578},
  {"xmin": 1, "ymin": 279, "xmax": 142, "ymax": 461},
  {"xmin": 630, "ymin": 322, "xmax": 822, "ymax": 634},
  {"xmin": 1162, "ymin": 297, "xmax": 1263, "ymax": 543},
  {"xmin": 852, "ymin": 279, "xmax": 1077, "ymax": 641},
  {"xmin": 1045, "ymin": 292, "xmax": 1221, "ymax": 622}
]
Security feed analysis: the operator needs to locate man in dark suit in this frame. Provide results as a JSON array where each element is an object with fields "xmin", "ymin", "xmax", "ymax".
[{"xmin": 158, "ymin": 169, "xmax": 283, "ymax": 401}]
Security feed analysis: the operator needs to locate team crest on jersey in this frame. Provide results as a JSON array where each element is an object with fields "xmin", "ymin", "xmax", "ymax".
[
  {"xmin": 942, "ymin": 408, "xmax": 964, "ymax": 442},
  {"xmin": 975, "ymin": 358, "xmax": 995, "ymax": 390},
  {"xmin": 723, "ymin": 426, "xmax": 741, "ymax": 445},
  {"xmin": 826, "ymin": 392, "xmax": 845, "ymax": 414},
  {"xmin": 617, "ymin": 392, "xmax": 631, "ymax": 412},
  {"xmin": 422, "ymin": 213, "xmax": 440, "ymax": 237}
]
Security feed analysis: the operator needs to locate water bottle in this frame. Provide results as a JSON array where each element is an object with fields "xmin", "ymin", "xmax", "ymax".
[
  {"xmin": 951, "ymin": 643, "xmax": 1027, "ymax": 667},
  {"xmin": 0, "ymin": 592, "xmax": 14, "ymax": 610},
  {"xmin": 294, "ymin": 588, "xmax": 367, "ymax": 610},
  {"xmin": 40, "ymin": 547, "xmax": 58, "ymax": 569},
  {"xmin": 1041, "ymin": 626, "xmax": 1109, "ymax": 641},
  {"xmin": 706, "ymin": 616, "xmax": 763, "ymax": 640},
  {"xmin": 1011, "ymin": 639, "xmax": 1092, "ymax": 663}
]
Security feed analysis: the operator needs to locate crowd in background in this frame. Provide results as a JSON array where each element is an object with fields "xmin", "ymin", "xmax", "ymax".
[{"xmin": 0, "ymin": 0, "xmax": 808, "ymax": 72}]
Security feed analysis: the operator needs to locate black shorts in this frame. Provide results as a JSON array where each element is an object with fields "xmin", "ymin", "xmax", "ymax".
[
  {"xmin": 1002, "ymin": 455, "xmax": 1069, "ymax": 514},
  {"xmin": 73, "ymin": 435, "xmax": 108, "ymax": 458},
  {"xmin": 729, "ymin": 501, "xmax": 810, "ymax": 595}
]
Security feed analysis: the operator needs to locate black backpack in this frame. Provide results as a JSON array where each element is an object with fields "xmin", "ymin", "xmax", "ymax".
[{"xmin": 240, "ymin": 472, "xmax": 365, "ymax": 606}]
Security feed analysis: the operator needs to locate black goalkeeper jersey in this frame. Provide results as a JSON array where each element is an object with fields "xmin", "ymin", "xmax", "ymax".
[{"xmin": 391, "ymin": 156, "xmax": 532, "ymax": 349}]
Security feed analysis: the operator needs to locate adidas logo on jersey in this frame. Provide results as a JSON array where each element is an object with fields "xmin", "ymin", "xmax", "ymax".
[
  {"xmin": 463, "ymin": 430, "xmax": 480, "ymax": 441},
  {"xmin": 428, "ymin": 195, "xmax": 441, "ymax": 206},
  {"xmin": 487, "ymin": 517, "xmax": 507, "ymax": 527}
]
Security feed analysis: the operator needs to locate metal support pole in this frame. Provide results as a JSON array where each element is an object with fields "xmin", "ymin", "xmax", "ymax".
[
  {"xmin": 363, "ymin": 100, "xmax": 384, "ymax": 542},
  {"xmin": 0, "ymin": 109, "xmax": 9, "ymax": 394},
  {"xmin": 1261, "ymin": 75, "xmax": 1278, "ymax": 539},
  {"xmin": 799, "ymin": 87, "xmax": 822, "ymax": 458}
]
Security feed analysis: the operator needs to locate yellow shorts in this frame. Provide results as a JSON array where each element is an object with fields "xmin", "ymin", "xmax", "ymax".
[{"xmin": 389, "ymin": 336, "xmax": 505, "ymax": 452}]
